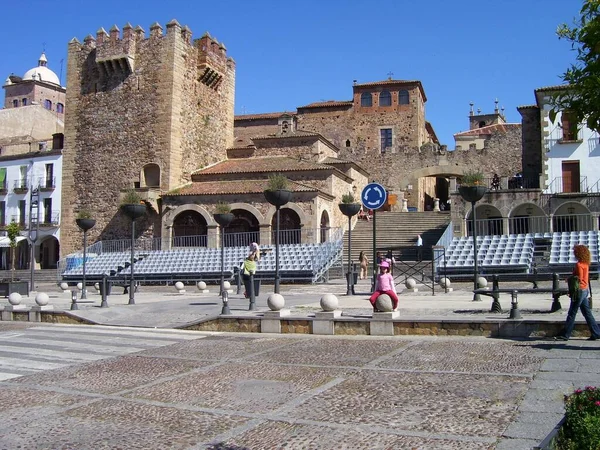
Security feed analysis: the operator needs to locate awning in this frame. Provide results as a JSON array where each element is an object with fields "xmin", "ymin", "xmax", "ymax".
[{"xmin": 0, "ymin": 236, "xmax": 27, "ymax": 248}]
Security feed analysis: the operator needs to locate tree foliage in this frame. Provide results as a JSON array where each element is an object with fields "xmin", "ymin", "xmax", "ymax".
[{"xmin": 551, "ymin": 1, "xmax": 600, "ymax": 131}]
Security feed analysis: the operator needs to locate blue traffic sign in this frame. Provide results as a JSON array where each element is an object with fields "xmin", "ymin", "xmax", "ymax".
[{"xmin": 361, "ymin": 183, "xmax": 387, "ymax": 210}]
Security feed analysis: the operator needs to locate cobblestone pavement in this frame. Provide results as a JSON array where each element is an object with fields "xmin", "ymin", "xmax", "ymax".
[{"xmin": 0, "ymin": 327, "xmax": 598, "ymax": 449}]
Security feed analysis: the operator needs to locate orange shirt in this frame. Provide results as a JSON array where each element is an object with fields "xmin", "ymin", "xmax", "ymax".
[{"xmin": 573, "ymin": 261, "xmax": 589, "ymax": 290}]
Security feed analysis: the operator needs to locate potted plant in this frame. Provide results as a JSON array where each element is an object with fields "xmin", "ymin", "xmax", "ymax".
[
  {"xmin": 120, "ymin": 189, "xmax": 146, "ymax": 220},
  {"xmin": 264, "ymin": 173, "xmax": 292, "ymax": 207},
  {"xmin": 213, "ymin": 202, "xmax": 234, "ymax": 228},
  {"xmin": 338, "ymin": 192, "xmax": 361, "ymax": 217},
  {"xmin": 75, "ymin": 209, "xmax": 96, "ymax": 232},
  {"xmin": 458, "ymin": 170, "xmax": 488, "ymax": 203}
]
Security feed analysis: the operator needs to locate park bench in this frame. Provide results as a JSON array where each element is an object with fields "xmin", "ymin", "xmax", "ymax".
[{"xmin": 474, "ymin": 273, "xmax": 569, "ymax": 313}]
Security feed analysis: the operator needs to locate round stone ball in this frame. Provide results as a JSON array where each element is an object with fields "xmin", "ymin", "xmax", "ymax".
[
  {"xmin": 267, "ymin": 293, "xmax": 285, "ymax": 311},
  {"xmin": 35, "ymin": 292, "xmax": 50, "ymax": 306},
  {"xmin": 405, "ymin": 278, "xmax": 417, "ymax": 289},
  {"xmin": 8, "ymin": 292, "xmax": 22, "ymax": 306},
  {"xmin": 439, "ymin": 277, "xmax": 451, "ymax": 288},
  {"xmin": 477, "ymin": 277, "xmax": 488, "ymax": 288},
  {"xmin": 320, "ymin": 293, "xmax": 339, "ymax": 312},
  {"xmin": 59, "ymin": 282, "xmax": 69, "ymax": 291},
  {"xmin": 94, "ymin": 283, "xmax": 100, "ymax": 291},
  {"xmin": 76, "ymin": 282, "xmax": 83, "ymax": 291},
  {"xmin": 197, "ymin": 281, "xmax": 207, "ymax": 290},
  {"xmin": 175, "ymin": 281, "xmax": 185, "ymax": 291},
  {"xmin": 223, "ymin": 281, "xmax": 231, "ymax": 290},
  {"xmin": 375, "ymin": 294, "xmax": 393, "ymax": 312}
]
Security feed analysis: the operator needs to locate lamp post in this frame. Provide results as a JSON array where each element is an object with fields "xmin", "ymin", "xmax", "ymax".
[
  {"xmin": 75, "ymin": 215, "xmax": 96, "ymax": 300},
  {"xmin": 28, "ymin": 187, "xmax": 39, "ymax": 293},
  {"xmin": 339, "ymin": 201, "xmax": 361, "ymax": 295},
  {"xmin": 264, "ymin": 188, "xmax": 292, "ymax": 293},
  {"xmin": 214, "ymin": 210, "xmax": 234, "ymax": 300},
  {"xmin": 458, "ymin": 184, "xmax": 487, "ymax": 302},
  {"xmin": 121, "ymin": 203, "xmax": 146, "ymax": 305}
]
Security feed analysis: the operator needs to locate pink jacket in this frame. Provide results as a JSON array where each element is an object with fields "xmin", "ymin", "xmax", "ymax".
[{"xmin": 376, "ymin": 273, "xmax": 396, "ymax": 293}]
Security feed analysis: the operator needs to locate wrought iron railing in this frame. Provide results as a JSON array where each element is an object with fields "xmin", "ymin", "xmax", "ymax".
[
  {"xmin": 544, "ymin": 176, "xmax": 588, "ymax": 194},
  {"xmin": 37, "ymin": 176, "xmax": 56, "ymax": 190},
  {"xmin": 466, "ymin": 213, "xmax": 596, "ymax": 237}
]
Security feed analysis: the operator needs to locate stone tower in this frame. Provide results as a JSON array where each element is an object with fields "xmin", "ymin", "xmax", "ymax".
[{"xmin": 61, "ymin": 20, "xmax": 235, "ymax": 255}]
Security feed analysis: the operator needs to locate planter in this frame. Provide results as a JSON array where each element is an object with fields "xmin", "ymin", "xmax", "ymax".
[
  {"xmin": 458, "ymin": 185, "xmax": 488, "ymax": 203},
  {"xmin": 121, "ymin": 204, "xmax": 146, "ymax": 220},
  {"xmin": 264, "ymin": 189, "xmax": 292, "ymax": 207},
  {"xmin": 0, "ymin": 281, "xmax": 29, "ymax": 297},
  {"xmin": 76, "ymin": 218, "xmax": 96, "ymax": 232},
  {"xmin": 214, "ymin": 212, "xmax": 234, "ymax": 228},
  {"xmin": 339, "ymin": 203, "xmax": 361, "ymax": 217}
]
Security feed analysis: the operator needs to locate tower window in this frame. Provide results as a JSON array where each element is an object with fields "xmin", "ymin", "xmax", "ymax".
[
  {"xmin": 380, "ymin": 128, "xmax": 392, "ymax": 153},
  {"xmin": 12, "ymin": 100, "xmax": 18, "ymax": 107},
  {"xmin": 44, "ymin": 99, "xmax": 52, "ymax": 110},
  {"xmin": 22, "ymin": 98, "xmax": 28, "ymax": 106},
  {"xmin": 398, "ymin": 90, "xmax": 409, "ymax": 105},
  {"xmin": 56, "ymin": 103, "xmax": 64, "ymax": 113},
  {"xmin": 379, "ymin": 90, "xmax": 392, "ymax": 107},
  {"xmin": 478, "ymin": 121, "xmax": 486, "ymax": 128},
  {"xmin": 360, "ymin": 92, "xmax": 372, "ymax": 107},
  {"xmin": 345, "ymin": 139, "xmax": 351, "ymax": 147}
]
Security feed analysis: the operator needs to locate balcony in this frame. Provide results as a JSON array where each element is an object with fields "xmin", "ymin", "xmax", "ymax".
[
  {"xmin": 38, "ymin": 176, "xmax": 56, "ymax": 191},
  {"xmin": 39, "ymin": 211, "xmax": 60, "ymax": 228},
  {"xmin": 9, "ymin": 215, "xmax": 28, "ymax": 228},
  {"xmin": 0, "ymin": 180, "xmax": 7, "ymax": 195},
  {"xmin": 544, "ymin": 176, "xmax": 588, "ymax": 195},
  {"xmin": 13, "ymin": 180, "xmax": 28, "ymax": 194}
]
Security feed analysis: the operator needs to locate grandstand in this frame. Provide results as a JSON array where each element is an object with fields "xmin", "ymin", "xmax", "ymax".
[{"xmin": 438, "ymin": 230, "xmax": 599, "ymax": 277}]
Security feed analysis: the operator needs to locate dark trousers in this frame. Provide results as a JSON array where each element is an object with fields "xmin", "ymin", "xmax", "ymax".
[
  {"xmin": 563, "ymin": 288, "xmax": 600, "ymax": 338},
  {"xmin": 416, "ymin": 246, "xmax": 423, "ymax": 261}
]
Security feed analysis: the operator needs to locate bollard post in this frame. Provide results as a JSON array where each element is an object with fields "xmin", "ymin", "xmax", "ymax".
[
  {"xmin": 221, "ymin": 290, "xmax": 231, "ymax": 315},
  {"xmin": 70, "ymin": 290, "xmax": 78, "ymax": 310},
  {"xmin": 100, "ymin": 275, "xmax": 109, "ymax": 308},
  {"xmin": 248, "ymin": 273, "xmax": 256, "ymax": 311},
  {"xmin": 490, "ymin": 274, "xmax": 502, "ymax": 313},
  {"xmin": 551, "ymin": 272, "xmax": 562, "ymax": 312},
  {"xmin": 508, "ymin": 290, "xmax": 521, "ymax": 319},
  {"xmin": 235, "ymin": 266, "xmax": 241, "ymax": 295}
]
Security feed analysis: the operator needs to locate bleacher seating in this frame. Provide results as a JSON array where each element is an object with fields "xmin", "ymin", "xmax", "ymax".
[{"xmin": 439, "ymin": 231, "xmax": 600, "ymax": 276}]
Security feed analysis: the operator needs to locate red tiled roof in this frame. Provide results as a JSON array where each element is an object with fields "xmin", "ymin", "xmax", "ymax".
[
  {"xmin": 251, "ymin": 130, "xmax": 321, "ymax": 140},
  {"xmin": 191, "ymin": 156, "xmax": 333, "ymax": 176},
  {"xmin": 297, "ymin": 100, "xmax": 353, "ymax": 109},
  {"xmin": 165, "ymin": 179, "xmax": 319, "ymax": 196},
  {"xmin": 454, "ymin": 123, "xmax": 520, "ymax": 137},
  {"xmin": 517, "ymin": 104, "xmax": 538, "ymax": 110},
  {"xmin": 534, "ymin": 84, "xmax": 570, "ymax": 92},
  {"xmin": 234, "ymin": 111, "xmax": 295, "ymax": 121}
]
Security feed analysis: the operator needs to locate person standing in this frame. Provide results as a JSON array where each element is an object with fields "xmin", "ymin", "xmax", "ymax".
[
  {"xmin": 359, "ymin": 251, "xmax": 368, "ymax": 280},
  {"xmin": 555, "ymin": 244, "xmax": 600, "ymax": 341},
  {"xmin": 369, "ymin": 261, "xmax": 399, "ymax": 311},
  {"xmin": 416, "ymin": 234, "xmax": 423, "ymax": 261}
]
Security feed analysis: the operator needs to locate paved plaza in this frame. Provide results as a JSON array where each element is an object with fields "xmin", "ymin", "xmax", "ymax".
[{"xmin": 0, "ymin": 279, "xmax": 599, "ymax": 449}]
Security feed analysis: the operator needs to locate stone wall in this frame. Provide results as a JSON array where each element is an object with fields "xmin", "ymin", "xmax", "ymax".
[
  {"xmin": 518, "ymin": 106, "xmax": 542, "ymax": 186},
  {"xmin": 61, "ymin": 21, "xmax": 235, "ymax": 256}
]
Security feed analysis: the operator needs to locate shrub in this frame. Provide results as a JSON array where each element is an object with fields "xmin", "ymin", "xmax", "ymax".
[
  {"xmin": 557, "ymin": 386, "xmax": 600, "ymax": 450},
  {"xmin": 267, "ymin": 173, "xmax": 289, "ymax": 191},
  {"xmin": 121, "ymin": 189, "xmax": 142, "ymax": 205},
  {"xmin": 76, "ymin": 209, "xmax": 92, "ymax": 220},
  {"xmin": 341, "ymin": 193, "xmax": 356, "ymax": 204},
  {"xmin": 215, "ymin": 202, "xmax": 231, "ymax": 214},
  {"xmin": 460, "ymin": 170, "xmax": 485, "ymax": 186},
  {"xmin": 6, "ymin": 222, "xmax": 21, "ymax": 281}
]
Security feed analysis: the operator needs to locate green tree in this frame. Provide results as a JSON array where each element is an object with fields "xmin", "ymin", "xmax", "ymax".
[
  {"xmin": 6, "ymin": 222, "xmax": 21, "ymax": 281},
  {"xmin": 551, "ymin": 1, "xmax": 600, "ymax": 132}
]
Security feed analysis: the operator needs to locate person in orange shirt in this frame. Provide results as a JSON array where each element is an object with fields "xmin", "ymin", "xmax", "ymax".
[{"xmin": 555, "ymin": 244, "xmax": 600, "ymax": 341}]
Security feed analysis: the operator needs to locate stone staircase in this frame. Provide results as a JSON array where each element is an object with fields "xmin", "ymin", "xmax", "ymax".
[
  {"xmin": 0, "ymin": 269, "xmax": 59, "ymax": 284},
  {"xmin": 343, "ymin": 211, "xmax": 451, "ymax": 263}
]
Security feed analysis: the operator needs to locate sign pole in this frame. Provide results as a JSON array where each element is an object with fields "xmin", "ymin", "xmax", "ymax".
[
  {"xmin": 371, "ymin": 209, "xmax": 377, "ymax": 292},
  {"xmin": 361, "ymin": 182, "xmax": 387, "ymax": 294}
]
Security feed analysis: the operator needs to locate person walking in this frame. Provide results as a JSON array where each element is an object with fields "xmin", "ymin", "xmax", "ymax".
[
  {"xmin": 359, "ymin": 251, "xmax": 368, "ymax": 280},
  {"xmin": 369, "ymin": 260, "xmax": 399, "ymax": 311},
  {"xmin": 555, "ymin": 244, "xmax": 600, "ymax": 341},
  {"xmin": 416, "ymin": 234, "xmax": 423, "ymax": 261}
]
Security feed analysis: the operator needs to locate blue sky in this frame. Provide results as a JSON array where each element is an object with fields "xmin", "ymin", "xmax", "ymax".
[{"xmin": 0, "ymin": 0, "xmax": 582, "ymax": 146}]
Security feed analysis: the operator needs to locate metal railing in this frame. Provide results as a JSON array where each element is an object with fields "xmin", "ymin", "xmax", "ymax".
[
  {"xmin": 37, "ymin": 176, "xmax": 56, "ymax": 190},
  {"xmin": 544, "ymin": 176, "xmax": 588, "ymax": 195},
  {"xmin": 457, "ymin": 175, "xmax": 539, "ymax": 191},
  {"xmin": 12, "ymin": 180, "xmax": 28, "ymax": 191},
  {"xmin": 466, "ymin": 213, "xmax": 596, "ymax": 237},
  {"xmin": 0, "ymin": 180, "xmax": 7, "ymax": 191},
  {"xmin": 39, "ymin": 211, "xmax": 60, "ymax": 226}
]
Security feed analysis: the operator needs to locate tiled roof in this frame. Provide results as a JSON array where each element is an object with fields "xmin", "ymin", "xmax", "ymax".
[
  {"xmin": 534, "ymin": 84, "xmax": 570, "ymax": 92},
  {"xmin": 165, "ymin": 179, "xmax": 318, "ymax": 196},
  {"xmin": 517, "ymin": 104, "xmax": 538, "ymax": 110},
  {"xmin": 251, "ymin": 130, "xmax": 321, "ymax": 140},
  {"xmin": 454, "ymin": 123, "xmax": 520, "ymax": 137},
  {"xmin": 321, "ymin": 157, "xmax": 352, "ymax": 164},
  {"xmin": 191, "ymin": 156, "xmax": 333, "ymax": 176},
  {"xmin": 234, "ymin": 111, "xmax": 295, "ymax": 121},
  {"xmin": 297, "ymin": 100, "xmax": 353, "ymax": 109}
]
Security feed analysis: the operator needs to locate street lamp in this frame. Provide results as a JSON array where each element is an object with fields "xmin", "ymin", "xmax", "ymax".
[
  {"xmin": 213, "ymin": 208, "xmax": 234, "ymax": 300},
  {"xmin": 121, "ymin": 202, "xmax": 146, "ymax": 305},
  {"xmin": 339, "ymin": 198, "xmax": 361, "ymax": 295},
  {"xmin": 75, "ymin": 213, "xmax": 96, "ymax": 299},
  {"xmin": 28, "ymin": 187, "xmax": 40, "ymax": 292},
  {"xmin": 264, "ymin": 187, "xmax": 292, "ymax": 293}
]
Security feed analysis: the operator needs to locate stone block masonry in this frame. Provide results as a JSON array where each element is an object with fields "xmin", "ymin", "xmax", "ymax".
[{"xmin": 61, "ymin": 21, "xmax": 235, "ymax": 256}]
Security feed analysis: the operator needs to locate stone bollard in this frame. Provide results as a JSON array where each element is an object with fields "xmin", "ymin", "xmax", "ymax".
[
  {"xmin": 372, "ymin": 293, "xmax": 398, "ymax": 336},
  {"xmin": 197, "ymin": 281, "xmax": 209, "ymax": 293},
  {"xmin": 405, "ymin": 278, "xmax": 418, "ymax": 293},
  {"xmin": 175, "ymin": 281, "xmax": 186, "ymax": 294},
  {"xmin": 439, "ymin": 277, "xmax": 453, "ymax": 292},
  {"xmin": 314, "ymin": 293, "xmax": 341, "ymax": 335},
  {"xmin": 262, "ymin": 293, "xmax": 289, "ymax": 334},
  {"xmin": 3, "ymin": 293, "xmax": 28, "ymax": 321},
  {"xmin": 60, "ymin": 282, "xmax": 71, "ymax": 295},
  {"xmin": 223, "ymin": 281, "xmax": 233, "ymax": 294},
  {"xmin": 478, "ymin": 277, "xmax": 488, "ymax": 289},
  {"xmin": 30, "ymin": 292, "xmax": 53, "ymax": 322}
]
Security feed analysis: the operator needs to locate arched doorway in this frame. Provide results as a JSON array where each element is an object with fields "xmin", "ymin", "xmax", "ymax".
[
  {"xmin": 141, "ymin": 163, "xmax": 160, "ymax": 187},
  {"xmin": 272, "ymin": 208, "xmax": 301, "ymax": 244},
  {"xmin": 227, "ymin": 209, "xmax": 259, "ymax": 247},
  {"xmin": 509, "ymin": 203, "xmax": 547, "ymax": 235},
  {"xmin": 172, "ymin": 210, "xmax": 207, "ymax": 247},
  {"xmin": 320, "ymin": 210, "xmax": 330, "ymax": 243},
  {"xmin": 467, "ymin": 204, "xmax": 503, "ymax": 236},
  {"xmin": 553, "ymin": 202, "xmax": 591, "ymax": 232},
  {"xmin": 39, "ymin": 236, "xmax": 60, "ymax": 269}
]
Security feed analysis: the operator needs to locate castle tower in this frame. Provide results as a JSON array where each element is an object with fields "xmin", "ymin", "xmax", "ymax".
[{"xmin": 61, "ymin": 20, "xmax": 235, "ymax": 255}]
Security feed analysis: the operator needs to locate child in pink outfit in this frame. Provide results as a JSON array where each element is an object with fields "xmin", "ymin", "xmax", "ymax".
[{"xmin": 369, "ymin": 261, "xmax": 399, "ymax": 310}]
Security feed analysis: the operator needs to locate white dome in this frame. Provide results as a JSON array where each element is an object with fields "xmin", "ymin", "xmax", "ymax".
[{"xmin": 23, "ymin": 53, "xmax": 60, "ymax": 86}]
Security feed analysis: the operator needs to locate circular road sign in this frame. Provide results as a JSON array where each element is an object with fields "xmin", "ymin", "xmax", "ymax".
[{"xmin": 361, "ymin": 183, "xmax": 387, "ymax": 210}]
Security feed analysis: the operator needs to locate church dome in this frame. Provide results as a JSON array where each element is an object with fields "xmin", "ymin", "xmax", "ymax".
[{"xmin": 23, "ymin": 53, "xmax": 60, "ymax": 86}]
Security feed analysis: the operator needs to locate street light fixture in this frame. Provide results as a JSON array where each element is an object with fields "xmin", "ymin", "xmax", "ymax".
[
  {"xmin": 76, "ymin": 214, "xmax": 96, "ymax": 300},
  {"xmin": 121, "ymin": 202, "xmax": 146, "ymax": 305}
]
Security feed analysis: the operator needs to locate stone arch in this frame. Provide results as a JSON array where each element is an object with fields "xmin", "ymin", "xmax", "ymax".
[
  {"xmin": 164, "ymin": 204, "xmax": 215, "ymax": 228},
  {"xmin": 140, "ymin": 163, "xmax": 161, "ymax": 188},
  {"xmin": 39, "ymin": 235, "xmax": 60, "ymax": 269},
  {"xmin": 265, "ymin": 202, "xmax": 307, "ymax": 227},
  {"xmin": 319, "ymin": 209, "xmax": 330, "ymax": 243},
  {"xmin": 408, "ymin": 165, "xmax": 473, "ymax": 211},
  {"xmin": 466, "ymin": 203, "xmax": 503, "ymax": 236},
  {"xmin": 508, "ymin": 202, "xmax": 547, "ymax": 234},
  {"xmin": 172, "ymin": 210, "xmax": 208, "ymax": 247},
  {"xmin": 553, "ymin": 201, "xmax": 592, "ymax": 233},
  {"xmin": 229, "ymin": 202, "xmax": 265, "ymax": 225},
  {"xmin": 228, "ymin": 208, "xmax": 260, "ymax": 247},
  {"xmin": 272, "ymin": 207, "xmax": 302, "ymax": 244}
]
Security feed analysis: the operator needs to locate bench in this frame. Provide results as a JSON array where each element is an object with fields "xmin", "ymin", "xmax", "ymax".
[{"xmin": 474, "ymin": 273, "xmax": 569, "ymax": 313}]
